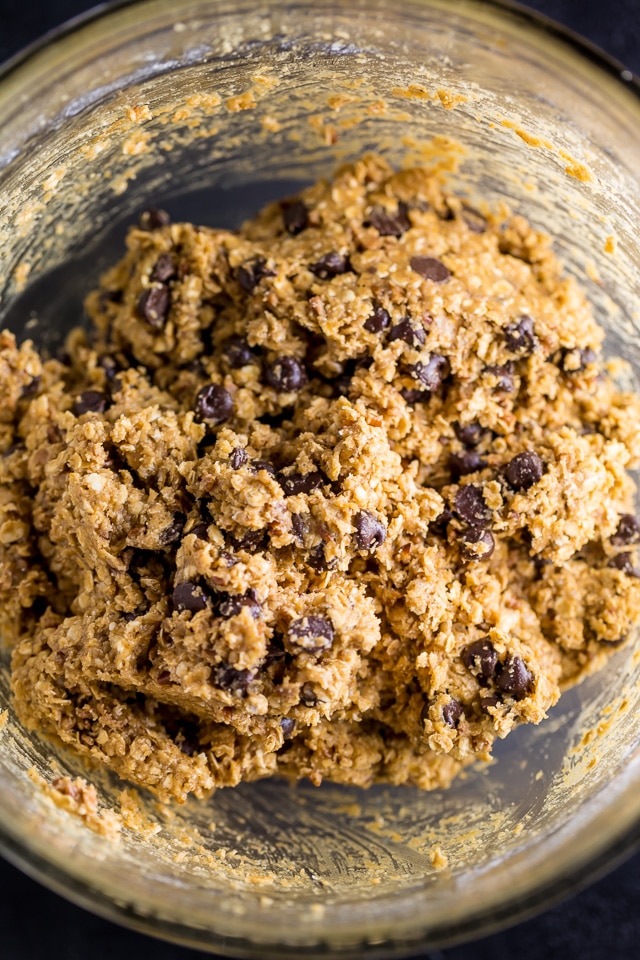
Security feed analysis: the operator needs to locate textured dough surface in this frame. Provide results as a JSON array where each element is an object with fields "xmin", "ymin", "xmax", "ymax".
[{"xmin": 2, "ymin": 154, "xmax": 640, "ymax": 803}]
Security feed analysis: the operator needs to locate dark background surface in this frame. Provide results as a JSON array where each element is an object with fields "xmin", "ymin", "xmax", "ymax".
[{"xmin": 1, "ymin": 0, "xmax": 640, "ymax": 958}]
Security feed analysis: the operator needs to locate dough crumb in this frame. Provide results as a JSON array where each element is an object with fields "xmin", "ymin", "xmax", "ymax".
[{"xmin": 29, "ymin": 771, "xmax": 121, "ymax": 841}]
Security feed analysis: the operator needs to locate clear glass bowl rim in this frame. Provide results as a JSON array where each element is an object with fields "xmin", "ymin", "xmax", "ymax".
[{"xmin": 1, "ymin": 0, "xmax": 640, "ymax": 955}]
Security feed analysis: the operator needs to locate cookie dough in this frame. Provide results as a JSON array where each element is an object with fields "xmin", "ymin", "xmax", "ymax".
[{"xmin": 2, "ymin": 154, "xmax": 640, "ymax": 803}]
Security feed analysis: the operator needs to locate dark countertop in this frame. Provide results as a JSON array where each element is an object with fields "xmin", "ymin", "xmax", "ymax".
[{"xmin": 1, "ymin": 1, "xmax": 640, "ymax": 958}]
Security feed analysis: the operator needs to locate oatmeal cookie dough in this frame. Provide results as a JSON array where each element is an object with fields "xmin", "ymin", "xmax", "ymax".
[{"xmin": 2, "ymin": 154, "xmax": 640, "ymax": 803}]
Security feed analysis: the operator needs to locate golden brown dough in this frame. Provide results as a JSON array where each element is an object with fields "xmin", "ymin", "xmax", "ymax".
[{"xmin": 2, "ymin": 154, "xmax": 640, "ymax": 803}]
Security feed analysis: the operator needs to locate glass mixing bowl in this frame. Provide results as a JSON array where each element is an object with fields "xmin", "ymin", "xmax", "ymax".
[{"xmin": 1, "ymin": 0, "xmax": 640, "ymax": 955}]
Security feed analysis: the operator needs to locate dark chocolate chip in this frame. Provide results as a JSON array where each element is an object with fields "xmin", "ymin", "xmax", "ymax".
[
  {"xmin": 253, "ymin": 460, "xmax": 278, "ymax": 478},
  {"xmin": 139, "ymin": 208, "xmax": 170, "ymax": 230},
  {"xmin": 431, "ymin": 507, "xmax": 453, "ymax": 536},
  {"xmin": 388, "ymin": 317, "xmax": 425, "ymax": 347},
  {"xmin": 454, "ymin": 422, "xmax": 486, "ymax": 448},
  {"xmin": 236, "ymin": 257, "xmax": 274, "ymax": 293},
  {"xmin": 449, "ymin": 450, "xmax": 486, "ymax": 480},
  {"xmin": 224, "ymin": 336, "xmax": 254, "ymax": 368},
  {"xmin": 611, "ymin": 514, "xmax": 640, "ymax": 546},
  {"xmin": 504, "ymin": 314, "xmax": 537, "ymax": 355},
  {"xmin": 151, "ymin": 253, "xmax": 176, "ymax": 283},
  {"xmin": 99, "ymin": 355, "xmax": 119, "ymax": 382},
  {"xmin": 306, "ymin": 543, "xmax": 331, "ymax": 571},
  {"xmin": 354, "ymin": 510, "xmax": 387, "ymax": 551},
  {"xmin": 364, "ymin": 304, "xmax": 391, "ymax": 334},
  {"xmin": 233, "ymin": 528, "xmax": 268, "ymax": 552},
  {"xmin": 400, "ymin": 388, "xmax": 431, "ymax": 404},
  {"xmin": 264, "ymin": 356, "xmax": 307, "ymax": 392},
  {"xmin": 560, "ymin": 346, "xmax": 598, "ymax": 374},
  {"xmin": 442, "ymin": 698, "xmax": 463, "ymax": 728},
  {"xmin": 160, "ymin": 513, "xmax": 186, "ymax": 545},
  {"xmin": 366, "ymin": 202, "xmax": 411, "ymax": 237},
  {"xmin": 496, "ymin": 655, "xmax": 533, "ymax": 699},
  {"xmin": 291, "ymin": 513, "xmax": 309, "ymax": 542},
  {"xmin": 300, "ymin": 682, "xmax": 319, "ymax": 706},
  {"xmin": 409, "ymin": 355, "xmax": 451, "ymax": 391},
  {"xmin": 279, "ymin": 470, "xmax": 325, "ymax": 496},
  {"xmin": 309, "ymin": 252, "xmax": 351, "ymax": 279},
  {"xmin": 218, "ymin": 588, "xmax": 262, "ymax": 619},
  {"xmin": 286, "ymin": 615, "xmax": 334, "ymax": 654},
  {"xmin": 157, "ymin": 670, "xmax": 172, "ymax": 685},
  {"xmin": 230, "ymin": 447, "xmax": 248, "ymax": 470},
  {"xmin": 282, "ymin": 199, "xmax": 309, "ymax": 235},
  {"xmin": 138, "ymin": 285, "xmax": 170, "ymax": 329},
  {"xmin": 410, "ymin": 256, "xmax": 450, "ymax": 283},
  {"xmin": 73, "ymin": 390, "xmax": 108, "ymax": 416},
  {"xmin": 280, "ymin": 717, "xmax": 296, "ymax": 739},
  {"xmin": 173, "ymin": 581, "xmax": 208, "ymax": 613},
  {"xmin": 505, "ymin": 451, "xmax": 544, "ymax": 491},
  {"xmin": 21, "ymin": 375, "xmax": 41, "ymax": 398},
  {"xmin": 187, "ymin": 522, "xmax": 209, "ymax": 541},
  {"xmin": 194, "ymin": 384, "xmax": 233, "ymax": 424},
  {"xmin": 484, "ymin": 362, "xmax": 516, "ymax": 392},
  {"xmin": 480, "ymin": 695, "xmax": 501, "ymax": 714},
  {"xmin": 460, "ymin": 527, "xmax": 495, "ymax": 561},
  {"xmin": 462, "ymin": 639, "xmax": 498, "ymax": 683},
  {"xmin": 454, "ymin": 484, "xmax": 491, "ymax": 528},
  {"xmin": 213, "ymin": 664, "xmax": 254, "ymax": 694},
  {"xmin": 608, "ymin": 553, "xmax": 640, "ymax": 577}
]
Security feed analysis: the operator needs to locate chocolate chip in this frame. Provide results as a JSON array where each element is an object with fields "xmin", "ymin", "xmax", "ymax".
[
  {"xmin": 560, "ymin": 346, "xmax": 598, "ymax": 374},
  {"xmin": 187, "ymin": 522, "xmax": 209, "ymax": 541},
  {"xmin": 282, "ymin": 199, "xmax": 309, "ymax": 235},
  {"xmin": 173, "ymin": 581, "xmax": 208, "ymax": 613},
  {"xmin": 194, "ymin": 384, "xmax": 233, "ymax": 424},
  {"xmin": 431, "ymin": 507, "xmax": 453, "ymax": 536},
  {"xmin": 139, "ymin": 208, "xmax": 170, "ymax": 230},
  {"xmin": 218, "ymin": 589, "xmax": 261, "ymax": 619},
  {"xmin": 236, "ymin": 257, "xmax": 274, "ymax": 293},
  {"xmin": 484, "ymin": 362, "xmax": 515, "ymax": 392},
  {"xmin": 461, "ymin": 527, "xmax": 495, "ymax": 561},
  {"xmin": 449, "ymin": 450, "xmax": 486, "ymax": 480},
  {"xmin": 300, "ymin": 682, "xmax": 319, "ymax": 706},
  {"xmin": 504, "ymin": 315, "xmax": 537, "ymax": 355},
  {"xmin": 496, "ymin": 655, "xmax": 533, "ymax": 699},
  {"xmin": 151, "ymin": 253, "xmax": 176, "ymax": 283},
  {"xmin": 309, "ymin": 252, "xmax": 351, "ymax": 279},
  {"xmin": 366, "ymin": 202, "xmax": 411, "ymax": 237},
  {"xmin": 230, "ymin": 447, "xmax": 248, "ymax": 470},
  {"xmin": 233, "ymin": 528, "xmax": 268, "ymax": 552},
  {"xmin": 364, "ymin": 304, "xmax": 391, "ymax": 334},
  {"xmin": 306, "ymin": 543, "xmax": 330, "ymax": 571},
  {"xmin": 290, "ymin": 513, "xmax": 308, "ymax": 542},
  {"xmin": 21, "ymin": 375, "xmax": 41, "ymax": 398},
  {"xmin": 400, "ymin": 388, "xmax": 430, "ymax": 404},
  {"xmin": 388, "ymin": 317, "xmax": 425, "ymax": 347},
  {"xmin": 354, "ymin": 510, "xmax": 387, "ymax": 551},
  {"xmin": 156, "ymin": 670, "xmax": 172, "ymax": 685},
  {"xmin": 611, "ymin": 514, "xmax": 640, "ymax": 546},
  {"xmin": 480, "ymin": 695, "xmax": 501, "ymax": 714},
  {"xmin": 99, "ymin": 355, "xmax": 119, "ymax": 382},
  {"xmin": 505, "ymin": 451, "xmax": 544, "ymax": 491},
  {"xmin": 213, "ymin": 664, "xmax": 254, "ymax": 694},
  {"xmin": 454, "ymin": 485, "xmax": 491, "ymax": 528},
  {"xmin": 280, "ymin": 717, "xmax": 296, "ymax": 739},
  {"xmin": 138, "ymin": 285, "xmax": 170, "ymax": 329},
  {"xmin": 73, "ymin": 390, "xmax": 108, "ymax": 416},
  {"xmin": 253, "ymin": 460, "xmax": 278, "ymax": 478},
  {"xmin": 608, "ymin": 553, "xmax": 640, "ymax": 577},
  {"xmin": 160, "ymin": 513, "xmax": 186, "ymax": 545},
  {"xmin": 279, "ymin": 470, "xmax": 325, "ymax": 496},
  {"xmin": 286, "ymin": 615, "xmax": 334, "ymax": 655},
  {"xmin": 462, "ymin": 639, "xmax": 498, "ymax": 683},
  {"xmin": 265, "ymin": 356, "xmax": 307, "ymax": 392},
  {"xmin": 454, "ymin": 422, "xmax": 486, "ymax": 447},
  {"xmin": 442, "ymin": 698, "xmax": 463, "ymax": 727},
  {"xmin": 409, "ymin": 354, "xmax": 450, "ymax": 391},
  {"xmin": 410, "ymin": 256, "xmax": 450, "ymax": 283},
  {"xmin": 224, "ymin": 336, "xmax": 254, "ymax": 368}
]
